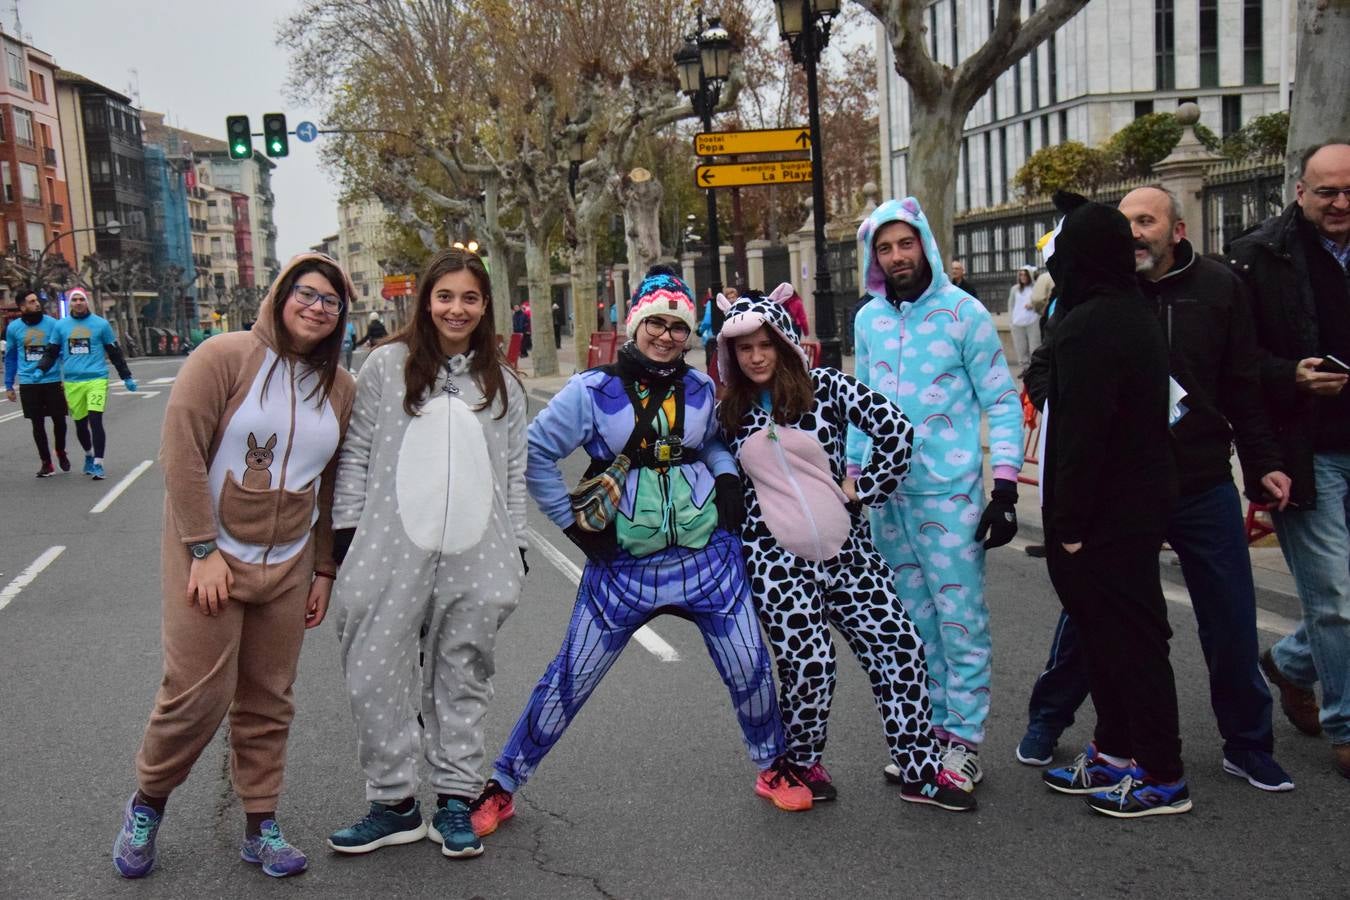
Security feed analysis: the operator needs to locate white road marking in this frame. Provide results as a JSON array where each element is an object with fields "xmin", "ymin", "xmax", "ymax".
[
  {"xmin": 109, "ymin": 390, "xmax": 160, "ymax": 399},
  {"xmin": 0, "ymin": 546, "xmax": 66, "ymax": 613},
  {"xmin": 525, "ymin": 525, "xmax": 681, "ymax": 662},
  {"xmin": 1006, "ymin": 537, "xmax": 1296, "ymax": 637},
  {"xmin": 0, "ymin": 410, "xmax": 24, "ymax": 424},
  {"xmin": 148, "ymin": 377, "xmax": 177, "ymax": 385},
  {"xmin": 90, "ymin": 459, "xmax": 154, "ymax": 514}
]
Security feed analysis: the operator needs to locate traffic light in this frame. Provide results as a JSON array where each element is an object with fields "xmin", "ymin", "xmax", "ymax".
[
  {"xmin": 226, "ymin": 115, "xmax": 252, "ymax": 159},
  {"xmin": 263, "ymin": 113, "xmax": 289, "ymax": 158}
]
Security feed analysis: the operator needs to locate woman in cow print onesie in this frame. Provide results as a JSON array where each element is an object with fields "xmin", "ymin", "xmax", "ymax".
[{"xmin": 716, "ymin": 289, "xmax": 974, "ymax": 812}]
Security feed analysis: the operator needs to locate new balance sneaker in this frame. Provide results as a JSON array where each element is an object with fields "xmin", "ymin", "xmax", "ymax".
[
  {"xmin": 35, "ymin": 461, "xmax": 54, "ymax": 478},
  {"xmin": 469, "ymin": 780, "xmax": 515, "ymax": 836},
  {"xmin": 755, "ymin": 757, "xmax": 814, "ymax": 812},
  {"xmin": 802, "ymin": 761, "xmax": 837, "ymax": 802},
  {"xmin": 57, "ymin": 450, "xmax": 71, "ymax": 472},
  {"xmin": 1260, "ymin": 649, "xmax": 1321, "ymax": 736},
  {"xmin": 429, "ymin": 800, "xmax": 484, "ymax": 858},
  {"xmin": 240, "ymin": 820, "xmax": 308, "ymax": 877},
  {"xmin": 883, "ymin": 742, "xmax": 981, "ymax": 792},
  {"xmin": 1043, "ymin": 744, "xmax": 1142, "ymax": 794},
  {"xmin": 1016, "ymin": 731, "xmax": 1057, "ymax": 766},
  {"xmin": 1085, "ymin": 774, "xmax": 1192, "ymax": 818},
  {"xmin": 83, "ymin": 455, "xmax": 96, "ymax": 476},
  {"xmin": 1222, "ymin": 749, "xmax": 1295, "ymax": 792},
  {"xmin": 328, "ymin": 801, "xmax": 428, "ymax": 854},
  {"xmin": 90, "ymin": 462, "xmax": 106, "ymax": 480},
  {"xmin": 112, "ymin": 793, "xmax": 162, "ymax": 879},
  {"xmin": 897, "ymin": 768, "xmax": 977, "ymax": 811}
]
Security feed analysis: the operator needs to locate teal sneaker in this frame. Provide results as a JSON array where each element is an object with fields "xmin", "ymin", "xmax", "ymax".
[
  {"xmin": 90, "ymin": 462, "xmax": 105, "ymax": 480},
  {"xmin": 428, "ymin": 800, "xmax": 484, "ymax": 858},
  {"xmin": 328, "ymin": 801, "xmax": 427, "ymax": 854},
  {"xmin": 112, "ymin": 793, "xmax": 162, "ymax": 878},
  {"xmin": 83, "ymin": 455, "xmax": 96, "ymax": 476},
  {"xmin": 240, "ymin": 820, "xmax": 308, "ymax": 877}
]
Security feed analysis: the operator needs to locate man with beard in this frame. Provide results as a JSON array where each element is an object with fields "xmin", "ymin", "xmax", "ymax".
[
  {"xmin": 849, "ymin": 198, "xmax": 1024, "ymax": 794},
  {"xmin": 5, "ymin": 290, "xmax": 70, "ymax": 477},
  {"xmin": 1015, "ymin": 185, "xmax": 1296, "ymax": 794}
]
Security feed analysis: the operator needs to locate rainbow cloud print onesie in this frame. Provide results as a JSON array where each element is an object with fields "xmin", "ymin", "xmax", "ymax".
[{"xmin": 847, "ymin": 198, "xmax": 1024, "ymax": 746}]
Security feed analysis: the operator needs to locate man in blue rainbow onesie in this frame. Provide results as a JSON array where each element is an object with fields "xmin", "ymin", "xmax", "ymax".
[{"xmin": 848, "ymin": 197, "xmax": 1024, "ymax": 789}]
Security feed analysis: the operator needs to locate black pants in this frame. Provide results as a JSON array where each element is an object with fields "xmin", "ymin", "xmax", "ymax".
[{"xmin": 1045, "ymin": 533, "xmax": 1184, "ymax": 782}]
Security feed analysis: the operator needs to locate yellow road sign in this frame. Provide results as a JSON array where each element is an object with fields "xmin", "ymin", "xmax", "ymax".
[
  {"xmin": 695, "ymin": 160, "xmax": 813, "ymax": 189},
  {"xmin": 694, "ymin": 128, "xmax": 811, "ymax": 157}
]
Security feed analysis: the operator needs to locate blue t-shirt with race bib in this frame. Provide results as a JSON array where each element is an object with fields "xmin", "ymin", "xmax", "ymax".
[
  {"xmin": 50, "ymin": 313, "xmax": 120, "ymax": 383},
  {"xmin": 4, "ymin": 315, "xmax": 63, "ymax": 388}
]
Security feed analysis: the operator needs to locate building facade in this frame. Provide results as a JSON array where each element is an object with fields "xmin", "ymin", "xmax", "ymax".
[
  {"xmin": 338, "ymin": 198, "xmax": 390, "ymax": 320},
  {"xmin": 877, "ymin": 0, "xmax": 1296, "ymax": 214}
]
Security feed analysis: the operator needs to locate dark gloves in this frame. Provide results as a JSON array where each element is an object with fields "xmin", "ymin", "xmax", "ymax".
[
  {"xmin": 520, "ymin": 547, "xmax": 529, "ymax": 576},
  {"xmin": 333, "ymin": 527, "xmax": 356, "ymax": 566},
  {"xmin": 713, "ymin": 473, "xmax": 745, "ymax": 533},
  {"xmin": 975, "ymin": 478, "xmax": 1019, "ymax": 550},
  {"xmin": 563, "ymin": 523, "xmax": 617, "ymax": 564}
]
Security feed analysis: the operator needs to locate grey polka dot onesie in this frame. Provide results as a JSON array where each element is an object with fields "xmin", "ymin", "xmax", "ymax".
[{"xmin": 331, "ymin": 343, "xmax": 527, "ymax": 801}]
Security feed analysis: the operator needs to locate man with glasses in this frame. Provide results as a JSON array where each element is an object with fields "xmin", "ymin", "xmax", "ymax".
[
  {"xmin": 1228, "ymin": 141, "xmax": 1350, "ymax": 779},
  {"xmin": 38, "ymin": 287, "xmax": 137, "ymax": 481}
]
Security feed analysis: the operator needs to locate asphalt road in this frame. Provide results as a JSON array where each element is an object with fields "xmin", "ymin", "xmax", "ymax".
[{"xmin": 0, "ymin": 353, "xmax": 1345, "ymax": 899}]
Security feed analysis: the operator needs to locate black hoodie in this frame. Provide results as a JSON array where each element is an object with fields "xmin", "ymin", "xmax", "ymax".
[{"xmin": 1042, "ymin": 191, "xmax": 1176, "ymax": 544}]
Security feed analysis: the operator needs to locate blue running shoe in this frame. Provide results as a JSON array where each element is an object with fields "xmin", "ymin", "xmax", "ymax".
[
  {"xmin": 1016, "ymin": 731, "xmax": 1057, "ymax": 766},
  {"xmin": 1223, "ymin": 749, "xmax": 1295, "ymax": 792},
  {"xmin": 83, "ymin": 455, "xmax": 96, "ymax": 476},
  {"xmin": 328, "ymin": 801, "xmax": 427, "ymax": 854},
  {"xmin": 1043, "ymin": 744, "xmax": 1142, "ymax": 794},
  {"xmin": 241, "ymin": 820, "xmax": 308, "ymax": 877},
  {"xmin": 112, "ymin": 793, "xmax": 162, "ymax": 878},
  {"xmin": 1085, "ymin": 774, "xmax": 1193, "ymax": 818},
  {"xmin": 428, "ymin": 800, "xmax": 484, "ymax": 858},
  {"xmin": 90, "ymin": 462, "xmax": 105, "ymax": 481}
]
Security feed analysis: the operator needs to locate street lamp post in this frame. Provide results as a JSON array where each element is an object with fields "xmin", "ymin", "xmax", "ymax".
[
  {"xmin": 675, "ymin": 13, "xmax": 733, "ymax": 329},
  {"xmin": 29, "ymin": 219, "xmax": 122, "ymax": 315},
  {"xmin": 773, "ymin": 0, "xmax": 841, "ymax": 369}
]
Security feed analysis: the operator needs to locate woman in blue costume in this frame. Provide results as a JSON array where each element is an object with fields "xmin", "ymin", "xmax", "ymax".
[{"xmin": 470, "ymin": 267, "xmax": 814, "ymax": 836}]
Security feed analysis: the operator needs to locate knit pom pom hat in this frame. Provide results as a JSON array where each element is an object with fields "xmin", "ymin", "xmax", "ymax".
[{"xmin": 626, "ymin": 264, "xmax": 697, "ymax": 348}]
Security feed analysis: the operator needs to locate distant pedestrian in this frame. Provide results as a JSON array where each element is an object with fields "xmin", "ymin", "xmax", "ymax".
[
  {"xmin": 4, "ymin": 289, "xmax": 69, "ymax": 477},
  {"xmin": 767, "ymin": 282, "xmax": 811, "ymax": 338},
  {"xmin": 552, "ymin": 299, "xmax": 563, "ymax": 349},
  {"xmin": 111, "ymin": 253, "xmax": 356, "ymax": 878},
  {"xmin": 359, "ymin": 312, "xmax": 388, "ymax": 347},
  {"xmin": 1008, "ymin": 265, "xmax": 1040, "ymax": 374},
  {"xmin": 343, "ymin": 318, "xmax": 356, "ymax": 370},
  {"xmin": 511, "ymin": 303, "xmax": 530, "ymax": 358}
]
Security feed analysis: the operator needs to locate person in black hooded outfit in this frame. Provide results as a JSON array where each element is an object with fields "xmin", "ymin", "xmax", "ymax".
[{"xmin": 1037, "ymin": 190, "xmax": 1190, "ymax": 818}]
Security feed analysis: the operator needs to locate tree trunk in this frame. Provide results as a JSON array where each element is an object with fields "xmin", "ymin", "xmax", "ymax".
[
  {"xmin": 1285, "ymin": 0, "xmax": 1350, "ymax": 197},
  {"xmin": 620, "ymin": 173, "xmax": 664, "ymax": 284},
  {"xmin": 523, "ymin": 233, "xmax": 558, "ymax": 376},
  {"xmin": 482, "ymin": 231, "xmax": 512, "ymax": 337},
  {"xmin": 570, "ymin": 229, "xmax": 598, "ymax": 373},
  {"xmin": 904, "ymin": 99, "xmax": 966, "ymax": 265}
]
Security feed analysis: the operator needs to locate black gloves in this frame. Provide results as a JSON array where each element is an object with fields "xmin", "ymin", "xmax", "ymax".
[
  {"xmin": 975, "ymin": 478, "xmax": 1019, "ymax": 549},
  {"xmin": 713, "ymin": 473, "xmax": 745, "ymax": 533},
  {"xmin": 563, "ymin": 523, "xmax": 617, "ymax": 564},
  {"xmin": 333, "ymin": 527, "xmax": 356, "ymax": 566},
  {"xmin": 520, "ymin": 547, "xmax": 529, "ymax": 576}
]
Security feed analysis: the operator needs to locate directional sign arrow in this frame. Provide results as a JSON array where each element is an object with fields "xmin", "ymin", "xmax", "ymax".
[
  {"xmin": 794, "ymin": 130, "xmax": 810, "ymax": 148},
  {"xmin": 695, "ymin": 160, "xmax": 813, "ymax": 190}
]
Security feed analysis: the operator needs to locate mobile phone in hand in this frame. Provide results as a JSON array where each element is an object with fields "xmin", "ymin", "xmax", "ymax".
[{"xmin": 1316, "ymin": 354, "xmax": 1350, "ymax": 375}]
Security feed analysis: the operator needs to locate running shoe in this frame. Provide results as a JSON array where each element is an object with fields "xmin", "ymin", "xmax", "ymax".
[
  {"xmin": 755, "ymin": 756, "xmax": 814, "ymax": 812},
  {"xmin": 1222, "ymin": 749, "xmax": 1295, "ymax": 792},
  {"xmin": 802, "ymin": 761, "xmax": 837, "ymax": 802},
  {"xmin": 1016, "ymin": 731, "xmax": 1057, "ymax": 766},
  {"xmin": 1085, "ymin": 775, "xmax": 1192, "ymax": 818},
  {"xmin": 112, "ymin": 793, "xmax": 162, "ymax": 879},
  {"xmin": 56, "ymin": 451, "xmax": 70, "ymax": 472},
  {"xmin": 90, "ymin": 462, "xmax": 105, "ymax": 480},
  {"xmin": 328, "ymin": 801, "xmax": 427, "ymax": 854},
  {"xmin": 83, "ymin": 454, "xmax": 96, "ymax": 476},
  {"xmin": 469, "ymin": 780, "xmax": 515, "ymax": 836},
  {"xmin": 897, "ymin": 768, "xmax": 977, "ymax": 811},
  {"xmin": 1043, "ymin": 744, "xmax": 1142, "ymax": 794},
  {"xmin": 36, "ymin": 461, "xmax": 54, "ymax": 478},
  {"xmin": 885, "ymin": 741, "xmax": 981, "ymax": 791},
  {"xmin": 240, "ymin": 820, "xmax": 308, "ymax": 877},
  {"xmin": 429, "ymin": 800, "xmax": 483, "ymax": 858}
]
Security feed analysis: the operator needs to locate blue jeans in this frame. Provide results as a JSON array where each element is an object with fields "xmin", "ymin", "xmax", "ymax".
[
  {"xmin": 1028, "ymin": 480, "xmax": 1274, "ymax": 754},
  {"xmin": 1271, "ymin": 452, "xmax": 1350, "ymax": 745}
]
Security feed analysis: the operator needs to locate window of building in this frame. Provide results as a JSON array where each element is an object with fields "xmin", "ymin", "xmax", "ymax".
[
  {"xmin": 929, "ymin": 4, "xmax": 939, "ymax": 59},
  {"xmin": 1030, "ymin": 43, "xmax": 1040, "ymax": 109},
  {"xmin": 1000, "ymin": 127, "xmax": 1010, "ymax": 204},
  {"xmin": 1155, "ymin": 0, "xmax": 1176, "ymax": 90},
  {"xmin": 1, "ymin": 161, "xmax": 11, "ymax": 202},
  {"xmin": 950, "ymin": 0, "xmax": 960, "ymax": 63},
  {"xmin": 13, "ymin": 107, "xmax": 34, "ymax": 147},
  {"xmin": 6, "ymin": 49, "xmax": 26, "ymax": 91},
  {"xmin": 1041, "ymin": 115, "xmax": 1051, "ymax": 148},
  {"xmin": 29, "ymin": 70, "xmax": 45, "ymax": 103},
  {"xmin": 7, "ymin": 220, "xmax": 16, "ymax": 246},
  {"xmin": 1222, "ymin": 94, "xmax": 1242, "ymax": 137},
  {"xmin": 1059, "ymin": 109, "xmax": 1069, "ymax": 141},
  {"xmin": 0, "ymin": 111, "xmax": 5, "ymax": 141},
  {"xmin": 89, "ymin": 152, "xmax": 111, "ymax": 184},
  {"xmin": 961, "ymin": 137, "xmax": 972, "ymax": 210},
  {"xmin": 1135, "ymin": 99, "xmax": 1155, "ymax": 118},
  {"xmin": 26, "ymin": 221, "xmax": 44, "ymax": 255},
  {"xmin": 1014, "ymin": 57, "xmax": 1024, "ymax": 115},
  {"xmin": 984, "ymin": 131, "xmax": 994, "ymax": 209},
  {"xmin": 1243, "ymin": 0, "xmax": 1263, "ymax": 85},
  {"xmin": 1199, "ymin": 0, "xmax": 1219, "ymax": 87},
  {"xmin": 988, "ymin": 0, "xmax": 996, "ymax": 31},
  {"xmin": 1048, "ymin": 35, "xmax": 1058, "ymax": 104},
  {"xmin": 18, "ymin": 162, "xmax": 39, "ymax": 203},
  {"xmin": 1023, "ymin": 118, "xmax": 1033, "ymax": 157}
]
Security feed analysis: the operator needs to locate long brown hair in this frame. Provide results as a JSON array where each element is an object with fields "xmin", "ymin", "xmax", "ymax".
[
  {"xmin": 396, "ymin": 248, "xmax": 513, "ymax": 417},
  {"xmin": 264, "ymin": 258, "xmax": 349, "ymax": 407},
  {"xmin": 718, "ymin": 325, "xmax": 814, "ymax": 435}
]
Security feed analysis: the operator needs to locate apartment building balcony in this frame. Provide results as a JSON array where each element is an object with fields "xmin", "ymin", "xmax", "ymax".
[
  {"xmin": 193, "ymin": 253, "xmax": 212, "ymax": 270},
  {"xmin": 50, "ymin": 203, "xmax": 64, "ymax": 222},
  {"xmin": 43, "ymin": 147, "xmax": 58, "ymax": 167}
]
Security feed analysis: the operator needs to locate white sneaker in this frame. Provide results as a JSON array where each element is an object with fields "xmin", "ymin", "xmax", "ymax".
[{"xmin": 883, "ymin": 741, "xmax": 982, "ymax": 793}]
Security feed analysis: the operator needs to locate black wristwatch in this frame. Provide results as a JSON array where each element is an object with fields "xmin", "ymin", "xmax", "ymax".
[{"xmin": 189, "ymin": 540, "xmax": 218, "ymax": 560}]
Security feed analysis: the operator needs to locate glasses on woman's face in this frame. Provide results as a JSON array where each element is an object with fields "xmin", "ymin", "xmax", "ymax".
[
  {"xmin": 291, "ymin": 284, "xmax": 344, "ymax": 317},
  {"xmin": 642, "ymin": 317, "xmax": 690, "ymax": 341}
]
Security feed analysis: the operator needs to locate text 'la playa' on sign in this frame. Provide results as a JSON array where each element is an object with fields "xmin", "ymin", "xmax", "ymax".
[{"xmin": 694, "ymin": 159, "xmax": 813, "ymax": 189}]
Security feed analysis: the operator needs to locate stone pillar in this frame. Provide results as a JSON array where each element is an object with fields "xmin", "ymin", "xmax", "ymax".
[
  {"xmin": 856, "ymin": 181, "xmax": 880, "ymax": 295},
  {"xmin": 1152, "ymin": 103, "xmax": 1222, "ymax": 250},
  {"xmin": 680, "ymin": 253, "xmax": 700, "ymax": 297},
  {"xmin": 611, "ymin": 264, "xmax": 629, "ymax": 325},
  {"xmin": 745, "ymin": 239, "xmax": 771, "ymax": 292},
  {"xmin": 719, "ymin": 245, "xmax": 735, "ymax": 289}
]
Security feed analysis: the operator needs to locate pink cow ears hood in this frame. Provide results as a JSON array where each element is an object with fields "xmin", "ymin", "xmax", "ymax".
[{"xmin": 715, "ymin": 286, "xmax": 812, "ymax": 390}]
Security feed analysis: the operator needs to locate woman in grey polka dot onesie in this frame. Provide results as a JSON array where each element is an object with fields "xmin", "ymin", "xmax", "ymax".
[{"xmin": 326, "ymin": 249, "xmax": 528, "ymax": 859}]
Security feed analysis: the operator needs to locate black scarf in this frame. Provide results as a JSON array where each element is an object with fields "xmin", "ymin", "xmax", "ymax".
[{"xmin": 617, "ymin": 340, "xmax": 687, "ymax": 395}]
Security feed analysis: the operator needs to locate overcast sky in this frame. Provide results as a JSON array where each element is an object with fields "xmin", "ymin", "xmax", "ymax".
[{"xmin": 20, "ymin": 0, "xmax": 338, "ymax": 260}]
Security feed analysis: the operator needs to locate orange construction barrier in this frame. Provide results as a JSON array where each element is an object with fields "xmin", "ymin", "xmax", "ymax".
[
  {"xmin": 1017, "ymin": 386, "xmax": 1040, "ymax": 487},
  {"xmin": 1245, "ymin": 501, "xmax": 1275, "ymax": 544}
]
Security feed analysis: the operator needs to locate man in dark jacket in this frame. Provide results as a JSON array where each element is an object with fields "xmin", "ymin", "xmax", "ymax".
[
  {"xmin": 1016, "ymin": 186, "xmax": 1295, "ymax": 793},
  {"xmin": 1228, "ymin": 141, "xmax": 1350, "ymax": 780},
  {"xmin": 1036, "ymin": 190, "xmax": 1189, "ymax": 818}
]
